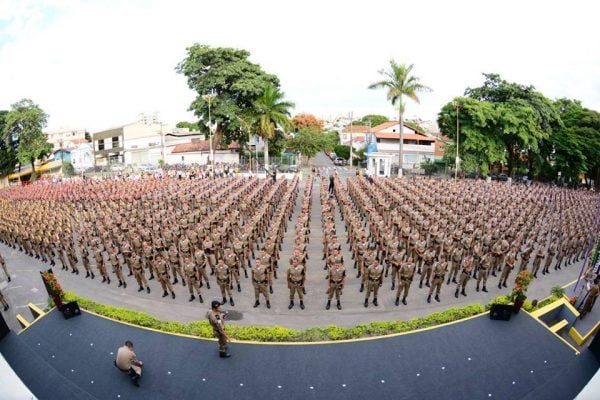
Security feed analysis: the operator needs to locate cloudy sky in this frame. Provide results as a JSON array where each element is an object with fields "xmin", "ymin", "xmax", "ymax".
[{"xmin": 1, "ymin": 0, "xmax": 599, "ymax": 132}]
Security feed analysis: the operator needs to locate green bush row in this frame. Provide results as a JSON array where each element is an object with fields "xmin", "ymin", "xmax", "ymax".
[
  {"xmin": 61, "ymin": 288, "xmax": 563, "ymax": 342},
  {"xmin": 62, "ymin": 292, "xmax": 486, "ymax": 342}
]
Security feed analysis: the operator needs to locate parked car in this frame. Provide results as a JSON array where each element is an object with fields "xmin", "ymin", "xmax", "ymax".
[
  {"xmin": 138, "ymin": 164, "xmax": 161, "ymax": 174},
  {"xmin": 334, "ymin": 157, "xmax": 347, "ymax": 166},
  {"xmin": 492, "ymin": 173, "xmax": 509, "ymax": 182},
  {"xmin": 329, "ymin": 152, "xmax": 337, "ymax": 160}
]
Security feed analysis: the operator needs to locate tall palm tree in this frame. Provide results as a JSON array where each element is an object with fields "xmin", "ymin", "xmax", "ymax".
[
  {"xmin": 368, "ymin": 61, "xmax": 431, "ymax": 177},
  {"xmin": 253, "ymin": 83, "xmax": 295, "ymax": 169}
]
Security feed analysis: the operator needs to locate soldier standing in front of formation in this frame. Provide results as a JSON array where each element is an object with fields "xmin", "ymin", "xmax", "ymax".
[
  {"xmin": 215, "ymin": 259, "xmax": 234, "ymax": 306},
  {"xmin": 455, "ymin": 254, "xmax": 474, "ymax": 298},
  {"xmin": 251, "ymin": 259, "xmax": 270, "ymax": 308},
  {"xmin": 155, "ymin": 253, "xmax": 175, "ymax": 299},
  {"xmin": 364, "ymin": 259, "xmax": 383, "ymax": 308},
  {"xmin": 396, "ymin": 256, "xmax": 416, "ymax": 306},
  {"xmin": 183, "ymin": 256, "xmax": 203, "ymax": 303},
  {"xmin": 326, "ymin": 262, "xmax": 345, "ymax": 310},
  {"xmin": 287, "ymin": 257, "xmax": 306, "ymax": 310},
  {"xmin": 427, "ymin": 255, "xmax": 447, "ymax": 303}
]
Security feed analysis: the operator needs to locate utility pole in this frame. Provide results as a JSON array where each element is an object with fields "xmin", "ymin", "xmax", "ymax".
[
  {"xmin": 348, "ymin": 112, "xmax": 353, "ymax": 165},
  {"xmin": 202, "ymin": 90, "xmax": 217, "ymax": 172}
]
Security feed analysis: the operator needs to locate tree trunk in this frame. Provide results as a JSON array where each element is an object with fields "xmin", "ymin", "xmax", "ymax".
[
  {"xmin": 31, "ymin": 157, "xmax": 36, "ymax": 174},
  {"xmin": 264, "ymin": 138, "xmax": 269, "ymax": 170}
]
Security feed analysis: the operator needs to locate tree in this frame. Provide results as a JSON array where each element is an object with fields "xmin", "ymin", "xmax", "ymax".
[
  {"xmin": 3, "ymin": 99, "xmax": 51, "ymax": 174},
  {"xmin": 465, "ymin": 74, "xmax": 560, "ymax": 176},
  {"xmin": 287, "ymin": 127, "xmax": 325, "ymax": 162},
  {"xmin": 333, "ymin": 144, "xmax": 350, "ymax": 160},
  {"xmin": 369, "ymin": 61, "xmax": 431, "ymax": 176},
  {"xmin": 354, "ymin": 114, "xmax": 388, "ymax": 127},
  {"xmin": 176, "ymin": 45, "xmax": 279, "ymax": 145},
  {"xmin": 292, "ymin": 113, "xmax": 323, "ymax": 131},
  {"xmin": 254, "ymin": 82, "xmax": 295, "ymax": 167},
  {"xmin": 175, "ymin": 121, "xmax": 200, "ymax": 131},
  {"xmin": 438, "ymin": 97, "xmax": 504, "ymax": 177},
  {"xmin": 0, "ymin": 110, "xmax": 18, "ymax": 176}
]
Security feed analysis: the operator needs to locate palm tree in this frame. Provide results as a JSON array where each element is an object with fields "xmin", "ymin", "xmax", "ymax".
[
  {"xmin": 253, "ymin": 83, "xmax": 295, "ymax": 169},
  {"xmin": 368, "ymin": 61, "xmax": 431, "ymax": 177}
]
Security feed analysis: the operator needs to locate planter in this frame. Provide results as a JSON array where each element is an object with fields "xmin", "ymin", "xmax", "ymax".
[
  {"xmin": 52, "ymin": 295, "xmax": 64, "ymax": 309},
  {"xmin": 513, "ymin": 296, "xmax": 526, "ymax": 313}
]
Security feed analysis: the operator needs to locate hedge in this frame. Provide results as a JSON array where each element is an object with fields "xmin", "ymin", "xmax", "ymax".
[
  {"xmin": 60, "ymin": 289, "xmax": 561, "ymax": 342},
  {"xmin": 62, "ymin": 291, "xmax": 486, "ymax": 342}
]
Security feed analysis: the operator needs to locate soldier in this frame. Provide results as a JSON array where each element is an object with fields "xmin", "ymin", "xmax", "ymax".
[
  {"xmin": 0, "ymin": 287, "xmax": 9, "ymax": 311},
  {"xmin": 360, "ymin": 246, "xmax": 377, "ymax": 293},
  {"xmin": 193, "ymin": 247, "xmax": 211, "ymax": 289},
  {"xmin": 109, "ymin": 247, "xmax": 126, "ymax": 288},
  {"xmin": 396, "ymin": 256, "xmax": 416, "ymax": 306},
  {"xmin": 579, "ymin": 277, "xmax": 600, "ymax": 319},
  {"xmin": 142, "ymin": 241, "xmax": 155, "ymax": 281},
  {"xmin": 263, "ymin": 238, "xmax": 278, "ymax": 279},
  {"xmin": 223, "ymin": 247, "xmax": 241, "ymax": 292},
  {"xmin": 251, "ymin": 259, "xmax": 271, "ymax": 308},
  {"xmin": 81, "ymin": 246, "xmax": 95, "ymax": 279},
  {"xmin": 232, "ymin": 237, "xmax": 249, "ymax": 277},
  {"xmin": 388, "ymin": 244, "xmax": 405, "ymax": 291},
  {"xmin": 498, "ymin": 247, "xmax": 517, "ymax": 289},
  {"xmin": 326, "ymin": 248, "xmax": 344, "ymax": 277},
  {"xmin": 427, "ymin": 255, "xmax": 447, "ymax": 303},
  {"xmin": 287, "ymin": 257, "xmax": 306, "ymax": 310},
  {"xmin": 215, "ymin": 259, "xmax": 234, "ymax": 306},
  {"xmin": 455, "ymin": 255, "xmax": 474, "ymax": 298},
  {"xmin": 476, "ymin": 253, "xmax": 491, "ymax": 292},
  {"xmin": 155, "ymin": 253, "xmax": 176, "ymax": 299},
  {"xmin": 183, "ymin": 256, "xmax": 203, "ymax": 303},
  {"xmin": 0, "ymin": 252, "xmax": 10, "ymax": 282},
  {"xmin": 167, "ymin": 244, "xmax": 185, "ymax": 286},
  {"xmin": 531, "ymin": 246, "xmax": 545, "ymax": 278},
  {"xmin": 259, "ymin": 250, "xmax": 274, "ymax": 294},
  {"xmin": 326, "ymin": 262, "xmax": 346, "ymax": 310},
  {"xmin": 364, "ymin": 258, "xmax": 383, "ymax": 307},
  {"xmin": 447, "ymin": 242, "xmax": 464, "ymax": 285},
  {"xmin": 206, "ymin": 300, "xmax": 231, "ymax": 358},
  {"xmin": 414, "ymin": 235, "xmax": 427, "ymax": 274},
  {"xmin": 543, "ymin": 239, "xmax": 558, "ymax": 275},
  {"xmin": 130, "ymin": 250, "xmax": 150, "ymax": 293},
  {"xmin": 419, "ymin": 247, "xmax": 436, "ymax": 288},
  {"xmin": 93, "ymin": 245, "xmax": 110, "ymax": 284}
]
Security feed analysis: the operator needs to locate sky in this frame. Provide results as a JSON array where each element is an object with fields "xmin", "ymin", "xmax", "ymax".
[{"xmin": 0, "ymin": 0, "xmax": 599, "ymax": 133}]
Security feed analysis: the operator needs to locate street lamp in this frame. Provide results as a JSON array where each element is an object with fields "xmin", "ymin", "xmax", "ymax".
[
  {"xmin": 202, "ymin": 91, "xmax": 217, "ymax": 173},
  {"xmin": 454, "ymin": 101, "xmax": 462, "ymax": 181}
]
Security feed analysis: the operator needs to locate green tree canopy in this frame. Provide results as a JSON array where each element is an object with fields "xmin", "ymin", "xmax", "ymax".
[
  {"xmin": 176, "ymin": 44, "xmax": 279, "ymax": 144},
  {"xmin": 175, "ymin": 121, "xmax": 200, "ymax": 131},
  {"xmin": 0, "ymin": 110, "xmax": 18, "ymax": 175},
  {"xmin": 286, "ymin": 126, "xmax": 325, "ymax": 160},
  {"xmin": 354, "ymin": 114, "xmax": 388, "ymax": 127},
  {"xmin": 3, "ymin": 99, "xmax": 51, "ymax": 173}
]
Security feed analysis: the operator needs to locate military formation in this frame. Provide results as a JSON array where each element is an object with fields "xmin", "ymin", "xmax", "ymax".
[{"xmin": 0, "ymin": 171, "xmax": 597, "ymax": 314}]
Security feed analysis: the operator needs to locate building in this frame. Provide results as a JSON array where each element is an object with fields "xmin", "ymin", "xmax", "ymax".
[
  {"xmin": 365, "ymin": 121, "xmax": 445, "ymax": 177},
  {"xmin": 340, "ymin": 125, "xmax": 370, "ymax": 150},
  {"xmin": 92, "ymin": 113, "xmax": 168, "ymax": 166},
  {"xmin": 168, "ymin": 140, "xmax": 240, "ymax": 165},
  {"xmin": 70, "ymin": 142, "xmax": 94, "ymax": 172},
  {"xmin": 45, "ymin": 128, "xmax": 89, "ymax": 151}
]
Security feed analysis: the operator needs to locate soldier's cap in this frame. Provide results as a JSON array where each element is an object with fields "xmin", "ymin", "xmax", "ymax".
[{"xmin": 211, "ymin": 300, "xmax": 222, "ymax": 309}]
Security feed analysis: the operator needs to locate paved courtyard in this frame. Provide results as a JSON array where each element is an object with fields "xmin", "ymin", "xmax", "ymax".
[{"xmin": 0, "ymin": 153, "xmax": 591, "ymax": 332}]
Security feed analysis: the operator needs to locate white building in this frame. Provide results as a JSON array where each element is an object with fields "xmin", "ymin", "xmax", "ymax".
[
  {"xmin": 70, "ymin": 142, "xmax": 94, "ymax": 172},
  {"xmin": 45, "ymin": 128, "xmax": 89, "ymax": 150},
  {"xmin": 92, "ymin": 114, "xmax": 172, "ymax": 166},
  {"xmin": 366, "ymin": 121, "xmax": 445, "ymax": 177},
  {"xmin": 340, "ymin": 125, "xmax": 370, "ymax": 150},
  {"xmin": 168, "ymin": 141, "xmax": 240, "ymax": 165}
]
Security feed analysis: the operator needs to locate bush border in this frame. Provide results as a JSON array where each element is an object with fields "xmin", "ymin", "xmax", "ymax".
[{"xmin": 61, "ymin": 291, "xmax": 561, "ymax": 343}]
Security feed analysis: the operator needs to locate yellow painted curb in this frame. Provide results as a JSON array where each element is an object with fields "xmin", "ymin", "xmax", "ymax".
[
  {"xmin": 16, "ymin": 314, "xmax": 30, "ymax": 330},
  {"xmin": 28, "ymin": 303, "xmax": 46, "ymax": 319},
  {"xmin": 17, "ymin": 306, "xmax": 55, "ymax": 335}
]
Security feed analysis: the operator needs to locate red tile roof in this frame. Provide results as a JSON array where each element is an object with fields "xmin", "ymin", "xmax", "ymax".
[
  {"xmin": 172, "ymin": 140, "xmax": 240, "ymax": 154},
  {"xmin": 342, "ymin": 125, "xmax": 370, "ymax": 133}
]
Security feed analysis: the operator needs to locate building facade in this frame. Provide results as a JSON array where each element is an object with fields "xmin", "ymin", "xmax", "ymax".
[
  {"xmin": 45, "ymin": 128, "xmax": 89, "ymax": 151},
  {"xmin": 366, "ymin": 121, "xmax": 445, "ymax": 177}
]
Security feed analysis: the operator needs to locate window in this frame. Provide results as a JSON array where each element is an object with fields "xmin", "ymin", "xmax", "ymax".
[
  {"xmin": 112, "ymin": 137, "xmax": 119, "ymax": 148},
  {"xmin": 98, "ymin": 139, "xmax": 104, "ymax": 151}
]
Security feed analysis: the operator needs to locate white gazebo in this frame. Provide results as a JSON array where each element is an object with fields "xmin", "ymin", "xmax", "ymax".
[{"xmin": 366, "ymin": 152, "xmax": 394, "ymax": 177}]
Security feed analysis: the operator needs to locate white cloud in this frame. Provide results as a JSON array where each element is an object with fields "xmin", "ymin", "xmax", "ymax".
[{"xmin": 0, "ymin": 0, "xmax": 598, "ymax": 132}]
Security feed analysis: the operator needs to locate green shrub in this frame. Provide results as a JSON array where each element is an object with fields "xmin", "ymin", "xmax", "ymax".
[{"xmin": 58, "ymin": 292, "xmax": 488, "ymax": 342}]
